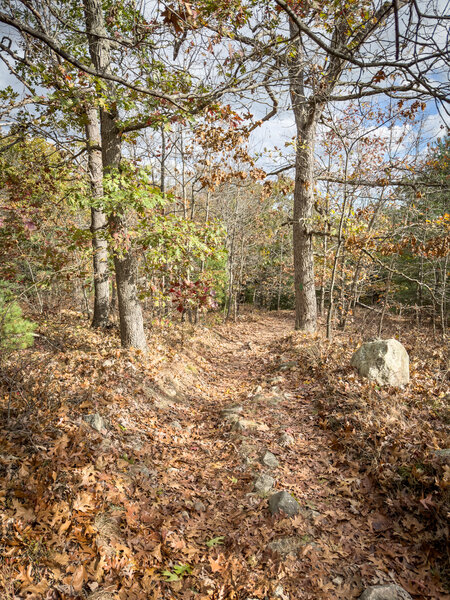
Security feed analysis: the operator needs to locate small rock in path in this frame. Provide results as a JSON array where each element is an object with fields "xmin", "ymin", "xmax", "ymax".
[
  {"xmin": 433, "ymin": 448, "xmax": 450, "ymax": 463},
  {"xmin": 261, "ymin": 450, "xmax": 279, "ymax": 469},
  {"xmin": 279, "ymin": 432, "xmax": 295, "ymax": 447},
  {"xmin": 268, "ymin": 491, "xmax": 300, "ymax": 516},
  {"xmin": 194, "ymin": 500, "xmax": 206, "ymax": 512},
  {"xmin": 253, "ymin": 473, "xmax": 275, "ymax": 496},
  {"xmin": 278, "ymin": 361, "xmax": 297, "ymax": 371},
  {"xmin": 170, "ymin": 420, "xmax": 182, "ymax": 429},
  {"xmin": 84, "ymin": 413, "xmax": 107, "ymax": 433},
  {"xmin": 359, "ymin": 584, "xmax": 412, "ymax": 600},
  {"xmin": 221, "ymin": 405, "xmax": 243, "ymax": 418},
  {"xmin": 268, "ymin": 535, "xmax": 314, "ymax": 556}
]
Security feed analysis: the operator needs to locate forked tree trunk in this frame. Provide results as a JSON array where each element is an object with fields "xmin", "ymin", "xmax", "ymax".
[
  {"xmin": 83, "ymin": 0, "xmax": 147, "ymax": 350},
  {"xmin": 85, "ymin": 105, "xmax": 110, "ymax": 328}
]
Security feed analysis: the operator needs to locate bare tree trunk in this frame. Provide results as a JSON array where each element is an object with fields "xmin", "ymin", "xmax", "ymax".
[
  {"xmin": 277, "ymin": 242, "xmax": 283, "ymax": 311},
  {"xmin": 288, "ymin": 25, "xmax": 318, "ymax": 332},
  {"xmin": 377, "ymin": 266, "xmax": 393, "ymax": 337},
  {"xmin": 83, "ymin": 0, "xmax": 147, "ymax": 350},
  {"xmin": 160, "ymin": 126, "xmax": 166, "ymax": 196},
  {"xmin": 85, "ymin": 105, "xmax": 110, "ymax": 328}
]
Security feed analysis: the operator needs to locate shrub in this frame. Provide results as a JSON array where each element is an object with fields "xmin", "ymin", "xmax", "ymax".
[{"xmin": 0, "ymin": 285, "xmax": 36, "ymax": 352}]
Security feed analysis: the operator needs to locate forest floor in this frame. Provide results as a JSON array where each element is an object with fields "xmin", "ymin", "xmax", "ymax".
[{"xmin": 0, "ymin": 308, "xmax": 449, "ymax": 600}]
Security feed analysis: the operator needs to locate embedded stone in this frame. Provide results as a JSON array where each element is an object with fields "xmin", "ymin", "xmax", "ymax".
[
  {"xmin": 268, "ymin": 491, "xmax": 300, "ymax": 516},
  {"xmin": 84, "ymin": 413, "xmax": 106, "ymax": 432},
  {"xmin": 261, "ymin": 450, "xmax": 279, "ymax": 469},
  {"xmin": 279, "ymin": 432, "xmax": 295, "ymax": 447},
  {"xmin": 253, "ymin": 473, "xmax": 275, "ymax": 496},
  {"xmin": 359, "ymin": 584, "xmax": 412, "ymax": 600}
]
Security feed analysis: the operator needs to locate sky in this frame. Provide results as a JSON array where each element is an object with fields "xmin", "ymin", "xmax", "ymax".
[{"xmin": 0, "ymin": 0, "xmax": 448, "ymax": 173}]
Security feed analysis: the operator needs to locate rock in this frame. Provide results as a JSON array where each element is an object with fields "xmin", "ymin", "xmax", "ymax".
[
  {"xmin": 194, "ymin": 500, "xmax": 206, "ymax": 512},
  {"xmin": 274, "ymin": 584, "xmax": 286, "ymax": 598},
  {"xmin": 279, "ymin": 432, "xmax": 295, "ymax": 447},
  {"xmin": 351, "ymin": 339, "xmax": 409, "ymax": 386},
  {"xmin": 154, "ymin": 398, "xmax": 174, "ymax": 410},
  {"xmin": 221, "ymin": 405, "xmax": 243, "ymax": 417},
  {"xmin": 232, "ymin": 418, "xmax": 269, "ymax": 432},
  {"xmin": 333, "ymin": 576, "xmax": 344, "ymax": 586},
  {"xmin": 268, "ymin": 491, "xmax": 300, "ymax": 516},
  {"xmin": 170, "ymin": 420, "xmax": 182, "ymax": 429},
  {"xmin": 432, "ymin": 448, "xmax": 450, "ymax": 463},
  {"xmin": 278, "ymin": 361, "xmax": 297, "ymax": 371},
  {"xmin": 268, "ymin": 535, "xmax": 313, "ymax": 556},
  {"xmin": 267, "ymin": 396, "xmax": 285, "ymax": 407},
  {"xmin": 84, "ymin": 413, "xmax": 106, "ymax": 433},
  {"xmin": 261, "ymin": 450, "xmax": 279, "ymax": 468},
  {"xmin": 359, "ymin": 584, "xmax": 412, "ymax": 600},
  {"xmin": 254, "ymin": 473, "xmax": 275, "ymax": 496},
  {"xmin": 253, "ymin": 392, "xmax": 284, "ymax": 406}
]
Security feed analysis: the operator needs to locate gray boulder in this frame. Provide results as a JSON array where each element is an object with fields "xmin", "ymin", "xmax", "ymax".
[
  {"xmin": 351, "ymin": 339, "xmax": 409, "ymax": 386},
  {"xmin": 268, "ymin": 491, "xmax": 300, "ymax": 516},
  {"xmin": 359, "ymin": 585, "xmax": 412, "ymax": 600}
]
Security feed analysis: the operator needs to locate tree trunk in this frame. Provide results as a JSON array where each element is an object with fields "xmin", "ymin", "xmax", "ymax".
[
  {"xmin": 83, "ymin": 0, "xmax": 147, "ymax": 350},
  {"xmin": 288, "ymin": 23, "xmax": 318, "ymax": 332},
  {"xmin": 291, "ymin": 107, "xmax": 318, "ymax": 331},
  {"xmin": 85, "ymin": 105, "xmax": 110, "ymax": 328}
]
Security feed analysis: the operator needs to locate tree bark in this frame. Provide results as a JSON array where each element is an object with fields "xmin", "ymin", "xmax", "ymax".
[
  {"xmin": 83, "ymin": 0, "xmax": 147, "ymax": 350},
  {"xmin": 85, "ymin": 105, "xmax": 110, "ymax": 328},
  {"xmin": 288, "ymin": 24, "xmax": 318, "ymax": 332}
]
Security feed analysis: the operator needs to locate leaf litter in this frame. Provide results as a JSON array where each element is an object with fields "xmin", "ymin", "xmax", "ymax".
[{"xmin": 0, "ymin": 308, "xmax": 448, "ymax": 599}]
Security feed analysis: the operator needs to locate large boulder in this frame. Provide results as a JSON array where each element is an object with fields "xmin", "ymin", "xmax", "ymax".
[
  {"xmin": 359, "ymin": 584, "xmax": 412, "ymax": 600},
  {"xmin": 351, "ymin": 339, "xmax": 409, "ymax": 386}
]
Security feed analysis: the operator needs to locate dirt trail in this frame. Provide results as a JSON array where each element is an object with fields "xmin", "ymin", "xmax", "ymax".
[
  {"xmin": 2, "ymin": 310, "xmax": 447, "ymax": 599},
  {"xmin": 147, "ymin": 312, "xmax": 386, "ymax": 599},
  {"xmin": 149, "ymin": 310, "xmax": 446, "ymax": 600}
]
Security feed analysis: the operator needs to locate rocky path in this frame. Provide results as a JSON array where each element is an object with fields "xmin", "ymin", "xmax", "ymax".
[
  {"xmin": 140, "ymin": 312, "xmax": 419, "ymax": 600},
  {"xmin": 3, "ymin": 310, "xmax": 443, "ymax": 599}
]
